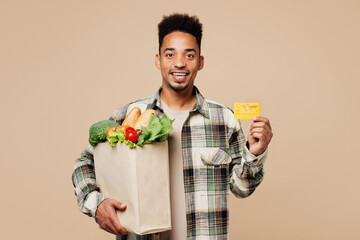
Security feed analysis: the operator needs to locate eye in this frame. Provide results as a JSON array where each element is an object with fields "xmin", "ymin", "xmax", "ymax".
[
  {"xmin": 186, "ymin": 54, "xmax": 195, "ymax": 59},
  {"xmin": 165, "ymin": 53, "xmax": 174, "ymax": 58}
]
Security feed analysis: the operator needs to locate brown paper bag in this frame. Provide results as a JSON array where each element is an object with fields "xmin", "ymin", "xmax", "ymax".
[{"xmin": 93, "ymin": 141, "xmax": 171, "ymax": 235}]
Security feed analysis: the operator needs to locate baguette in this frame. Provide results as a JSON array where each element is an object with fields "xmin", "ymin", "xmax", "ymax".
[
  {"xmin": 134, "ymin": 109, "xmax": 157, "ymax": 130},
  {"xmin": 122, "ymin": 107, "xmax": 141, "ymax": 128}
]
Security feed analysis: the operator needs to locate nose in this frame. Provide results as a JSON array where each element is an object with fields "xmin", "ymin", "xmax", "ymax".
[{"xmin": 173, "ymin": 55, "xmax": 186, "ymax": 68}]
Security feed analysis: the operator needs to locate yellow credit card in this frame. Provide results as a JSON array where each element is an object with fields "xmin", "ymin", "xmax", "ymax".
[{"xmin": 234, "ymin": 103, "xmax": 259, "ymax": 119}]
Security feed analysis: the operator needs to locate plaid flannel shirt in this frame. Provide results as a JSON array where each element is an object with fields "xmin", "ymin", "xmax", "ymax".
[{"xmin": 72, "ymin": 86, "xmax": 267, "ymax": 240}]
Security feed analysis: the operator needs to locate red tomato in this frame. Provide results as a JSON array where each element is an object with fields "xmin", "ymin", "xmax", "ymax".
[
  {"xmin": 106, "ymin": 127, "xmax": 117, "ymax": 137},
  {"xmin": 135, "ymin": 129, "xmax": 142, "ymax": 136},
  {"xmin": 125, "ymin": 130, "xmax": 138, "ymax": 143},
  {"xmin": 125, "ymin": 127, "xmax": 135, "ymax": 134},
  {"xmin": 118, "ymin": 125, "xmax": 130, "ymax": 133}
]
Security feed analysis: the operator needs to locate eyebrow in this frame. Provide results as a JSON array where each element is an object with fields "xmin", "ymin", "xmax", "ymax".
[
  {"xmin": 185, "ymin": 48, "xmax": 197, "ymax": 53},
  {"xmin": 163, "ymin": 48, "xmax": 197, "ymax": 54}
]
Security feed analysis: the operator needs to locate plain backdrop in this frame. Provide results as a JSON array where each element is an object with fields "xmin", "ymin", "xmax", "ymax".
[{"xmin": 1, "ymin": 0, "xmax": 359, "ymax": 239}]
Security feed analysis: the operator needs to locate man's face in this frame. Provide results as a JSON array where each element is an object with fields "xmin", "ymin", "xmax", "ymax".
[{"xmin": 155, "ymin": 31, "xmax": 204, "ymax": 92}]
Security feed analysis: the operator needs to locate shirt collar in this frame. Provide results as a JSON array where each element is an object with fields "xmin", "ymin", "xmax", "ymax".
[{"xmin": 148, "ymin": 86, "xmax": 210, "ymax": 119}]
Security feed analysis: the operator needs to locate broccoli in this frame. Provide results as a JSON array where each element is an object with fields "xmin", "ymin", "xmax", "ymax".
[{"xmin": 88, "ymin": 120, "xmax": 120, "ymax": 146}]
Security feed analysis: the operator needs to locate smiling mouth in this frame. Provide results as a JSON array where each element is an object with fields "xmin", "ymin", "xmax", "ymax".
[
  {"xmin": 170, "ymin": 71, "xmax": 189, "ymax": 82},
  {"xmin": 170, "ymin": 72, "xmax": 189, "ymax": 76}
]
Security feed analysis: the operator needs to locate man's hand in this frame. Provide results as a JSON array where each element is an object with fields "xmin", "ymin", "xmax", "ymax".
[
  {"xmin": 248, "ymin": 116, "xmax": 273, "ymax": 156},
  {"xmin": 95, "ymin": 198, "xmax": 128, "ymax": 236}
]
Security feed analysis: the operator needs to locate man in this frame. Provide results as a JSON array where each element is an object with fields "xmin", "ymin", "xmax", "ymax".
[{"xmin": 72, "ymin": 13, "xmax": 273, "ymax": 240}]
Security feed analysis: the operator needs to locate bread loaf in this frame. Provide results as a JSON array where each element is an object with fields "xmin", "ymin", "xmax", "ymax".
[
  {"xmin": 134, "ymin": 109, "xmax": 157, "ymax": 129},
  {"xmin": 122, "ymin": 107, "xmax": 141, "ymax": 128}
]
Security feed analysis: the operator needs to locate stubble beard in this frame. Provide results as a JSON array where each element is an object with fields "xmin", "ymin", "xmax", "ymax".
[{"xmin": 168, "ymin": 81, "xmax": 190, "ymax": 92}]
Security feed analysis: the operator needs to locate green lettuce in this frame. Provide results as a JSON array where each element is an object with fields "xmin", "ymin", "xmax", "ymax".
[
  {"xmin": 106, "ymin": 129, "xmax": 125, "ymax": 146},
  {"xmin": 106, "ymin": 113, "xmax": 174, "ymax": 148},
  {"xmin": 137, "ymin": 113, "xmax": 174, "ymax": 146}
]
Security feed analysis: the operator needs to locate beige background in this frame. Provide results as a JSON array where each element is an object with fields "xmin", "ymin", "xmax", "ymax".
[{"xmin": 1, "ymin": 0, "xmax": 359, "ymax": 239}]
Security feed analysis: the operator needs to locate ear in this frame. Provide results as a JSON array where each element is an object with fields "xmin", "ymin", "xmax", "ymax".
[
  {"xmin": 198, "ymin": 55, "xmax": 204, "ymax": 70},
  {"xmin": 155, "ymin": 54, "xmax": 161, "ymax": 70}
]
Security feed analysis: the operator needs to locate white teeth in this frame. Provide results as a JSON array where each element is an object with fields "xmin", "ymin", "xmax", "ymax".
[{"xmin": 172, "ymin": 73, "xmax": 187, "ymax": 76}]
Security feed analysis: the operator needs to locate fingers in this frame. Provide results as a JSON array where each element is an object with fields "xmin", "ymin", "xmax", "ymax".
[
  {"xmin": 249, "ymin": 128, "xmax": 273, "ymax": 145},
  {"xmin": 249, "ymin": 116, "xmax": 273, "ymax": 145},
  {"xmin": 250, "ymin": 123, "xmax": 271, "ymax": 135},
  {"xmin": 98, "ymin": 216, "xmax": 119, "ymax": 236},
  {"xmin": 252, "ymin": 116, "xmax": 272, "ymax": 130},
  {"xmin": 250, "ymin": 124, "xmax": 271, "ymax": 135},
  {"xmin": 102, "ymin": 223, "xmax": 121, "ymax": 236},
  {"xmin": 109, "ymin": 201, "xmax": 127, "ymax": 235},
  {"xmin": 114, "ymin": 201, "xmax": 127, "ymax": 211},
  {"xmin": 250, "ymin": 132, "xmax": 268, "ymax": 144},
  {"xmin": 96, "ymin": 199, "xmax": 128, "ymax": 236},
  {"xmin": 110, "ymin": 215, "xmax": 128, "ymax": 235}
]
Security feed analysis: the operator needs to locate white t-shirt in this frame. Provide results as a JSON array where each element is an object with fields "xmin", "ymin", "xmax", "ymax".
[{"xmin": 159, "ymin": 99, "xmax": 190, "ymax": 240}]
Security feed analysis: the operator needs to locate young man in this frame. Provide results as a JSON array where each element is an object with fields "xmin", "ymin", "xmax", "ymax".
[{"xmin": 72, "ymin": 13, "xmax": 273, "ymax": 240}]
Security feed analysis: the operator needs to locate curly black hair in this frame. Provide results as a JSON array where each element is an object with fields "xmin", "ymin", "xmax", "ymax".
[{"xmin": 158, "ymin": 13, "xmax": 203, "ymax": 53}]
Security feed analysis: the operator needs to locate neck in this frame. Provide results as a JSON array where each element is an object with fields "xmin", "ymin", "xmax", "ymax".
[{"xmin": 160, "ymin": 84, "xmax": 196, "ymax": 111}]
